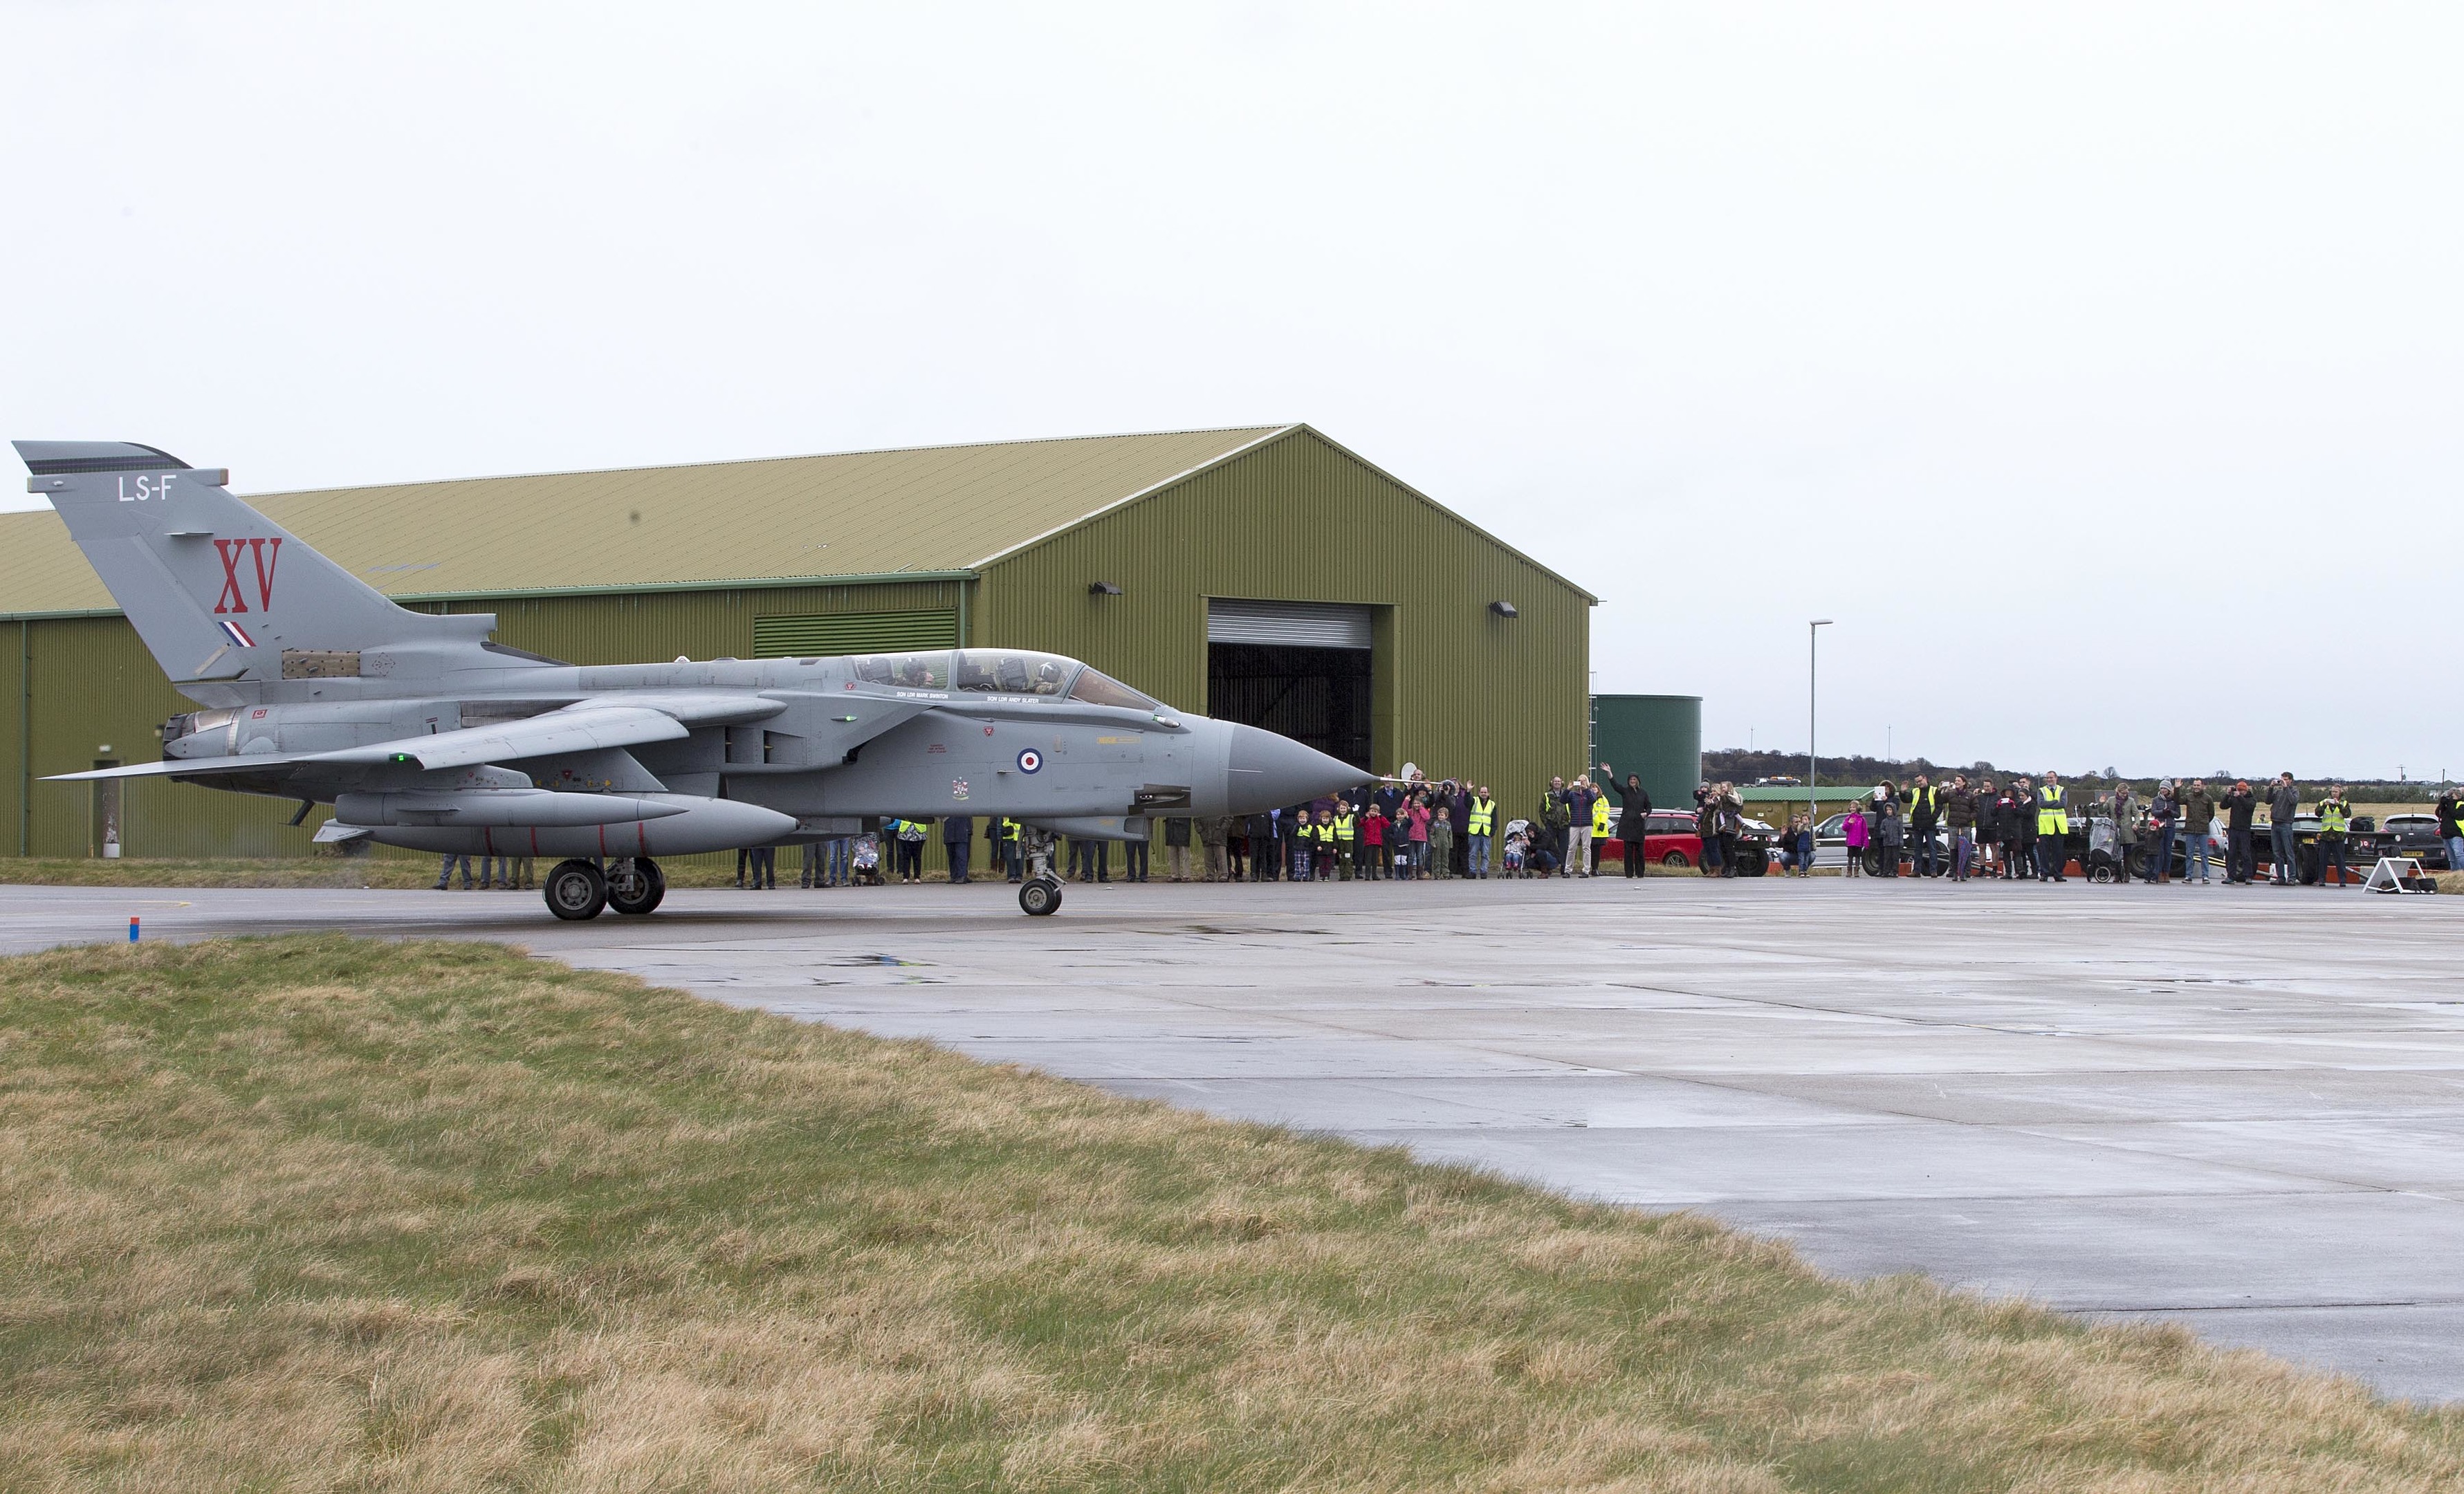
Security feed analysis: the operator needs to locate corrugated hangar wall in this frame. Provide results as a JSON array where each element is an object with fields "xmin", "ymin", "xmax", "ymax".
[
  {"xmin": 975, "ymin": 429, "xmax": 1591, "ymax": 817},
  {"xmin": 0, "ymin": 427, "xmax": 1594, "ymax": 857}
]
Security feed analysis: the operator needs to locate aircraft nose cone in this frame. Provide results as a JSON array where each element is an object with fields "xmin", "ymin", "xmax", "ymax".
[{"xmin": 1225, "ymin": 723, "xmax": 1359, "ymax": 813}]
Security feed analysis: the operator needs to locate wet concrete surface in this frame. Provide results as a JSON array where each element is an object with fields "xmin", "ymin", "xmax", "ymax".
[{"xmin": 7, "ymin": 872, "xmax": 2461, "ymax": 1401}]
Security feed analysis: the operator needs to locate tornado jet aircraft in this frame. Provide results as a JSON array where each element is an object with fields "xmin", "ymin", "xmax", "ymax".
[{"xmin": 17, "ymin": 441, "xmax": 1359, "ymax": 919}]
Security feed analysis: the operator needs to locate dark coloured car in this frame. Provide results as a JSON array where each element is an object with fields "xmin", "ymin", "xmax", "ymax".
[{"xmin": 2380, "ymin": 813, "xmax": 2449, "ymax": 871}]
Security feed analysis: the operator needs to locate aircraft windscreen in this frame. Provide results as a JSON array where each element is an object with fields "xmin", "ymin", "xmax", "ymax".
[
  {"xmin": 1065, "ymin": 667, "xmax": 1161, "ymax": 712},
  {"xmin": 849, "ymin": 652, "xmax": 952, "ymax": 689},
  {"xmin": 953, "ymin": 649, "xmax": 1072, "ymax": 695}
]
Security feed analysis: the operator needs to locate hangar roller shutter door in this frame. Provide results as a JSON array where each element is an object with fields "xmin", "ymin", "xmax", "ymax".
[
  {"xmin": 1205, "ymin": 598, "xmax": 1372, "ymax": 649},
  {"xmin": 753, "ymin": 609, "xmax": 959, "ymax": 658}
]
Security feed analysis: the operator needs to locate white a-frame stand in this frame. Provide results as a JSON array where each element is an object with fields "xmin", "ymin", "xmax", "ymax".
[{"xmin": 2363, "ymin": 856, "xmax": 2436, "ymax": 894}]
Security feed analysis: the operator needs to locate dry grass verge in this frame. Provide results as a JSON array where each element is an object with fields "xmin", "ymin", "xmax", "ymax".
[{"xmin": 3, "ymin": 937, "xmax": 2458, "ymax": 1492}]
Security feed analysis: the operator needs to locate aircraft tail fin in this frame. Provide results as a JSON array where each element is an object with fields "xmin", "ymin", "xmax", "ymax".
[{"xmin": 15, "ymin": 441, "xmax": 499, "ymax": 697}]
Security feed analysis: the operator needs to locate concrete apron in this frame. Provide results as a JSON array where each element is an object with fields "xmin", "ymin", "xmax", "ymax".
[{"xmin": 6, "ymin": 875, "xmax": 2460, "ymax": 1403}]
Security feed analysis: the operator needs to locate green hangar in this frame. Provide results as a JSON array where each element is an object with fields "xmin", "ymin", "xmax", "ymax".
[{"xmin": 0, "ymin": 425, "xmax": 1596, "ymax": 858}]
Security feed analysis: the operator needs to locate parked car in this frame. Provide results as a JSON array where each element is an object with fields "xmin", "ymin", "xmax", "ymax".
[
  {"xmin": 2381, "ymin": 813, "xmax": 2449, "ymax": 871},
  {"xmin": 1598, "ymin": 810, "xmax": 1772, "ymax": 875}
]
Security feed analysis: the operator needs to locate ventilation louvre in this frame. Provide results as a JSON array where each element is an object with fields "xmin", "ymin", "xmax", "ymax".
[{"xmin": 752, "ymin": 609, "xmax": 959, "ymax": 658}]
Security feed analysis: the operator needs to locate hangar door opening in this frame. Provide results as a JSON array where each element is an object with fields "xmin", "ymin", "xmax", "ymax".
[{"xmin": 1206, "ymin": 599, "xmax": 1373, "ymax": 773}]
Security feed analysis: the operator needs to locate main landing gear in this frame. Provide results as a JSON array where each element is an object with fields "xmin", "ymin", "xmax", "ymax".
[
  {"xmin": 607, "ymin": 857, "xmax": 665, "ymax": 915},
  {"xmin": 544, "ymin": 857, "xmax": 664, "ymax": 921}
]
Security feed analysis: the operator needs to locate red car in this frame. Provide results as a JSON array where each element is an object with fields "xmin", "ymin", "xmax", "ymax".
[{"xmin": 1597, "ymin": 810, "xmax": 1772, "ymax": 874}]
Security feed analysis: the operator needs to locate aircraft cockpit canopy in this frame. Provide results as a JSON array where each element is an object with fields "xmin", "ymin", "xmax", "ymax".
[
  {"xmin": 849, "ymin": 652, "xmax": 954, "ymax": 689},
  {"xmin": 1064, "ymin": 667, "xmax": 1161, "ymax": 712},
  {"xmin": 849, "ymin": 649, "xmax": 1164, "ymax": 711},
  {"xmin": 952, "ymin": 649, "xmax": 1073, "ymax": 695}
]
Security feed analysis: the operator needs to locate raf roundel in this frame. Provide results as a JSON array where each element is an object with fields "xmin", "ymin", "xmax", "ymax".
[{"xmin": 1015, "ymin": 748, "xmax": 1043, "ymax": 775}]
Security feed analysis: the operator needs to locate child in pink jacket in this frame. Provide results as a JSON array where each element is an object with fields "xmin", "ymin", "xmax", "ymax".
[{"xmin": 1842, "ymin": 805, "xmax": 1869, "ymax": 878}]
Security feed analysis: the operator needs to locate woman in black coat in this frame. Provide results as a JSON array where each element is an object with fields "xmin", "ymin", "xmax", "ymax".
[{"xmin": 1595, "ymin": 763, "xmax": 1654, "ymax": 879}]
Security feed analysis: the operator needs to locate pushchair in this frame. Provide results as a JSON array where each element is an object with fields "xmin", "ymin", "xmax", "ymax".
[
  {"xmin": 850, "ymin": 833, "xmax": 885, "ymax": 887},
  {"xmin": 1500, "ymin": 818, "xmax": 1531, "ymax": 878},
  {"xmin": 2083, "ymin": 816, "xmax": 2123, "ymax": 883}
]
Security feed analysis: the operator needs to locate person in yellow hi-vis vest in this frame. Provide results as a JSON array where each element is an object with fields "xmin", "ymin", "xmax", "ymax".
[
  {"xmin": 1466, "ymin": 788, "xmax": 1497, "ymax": 879},
  {"xmin": 1587, "ymin": 786, "xmax": 1612, "ymax": 874},
  {"xmin": 2315, "ymin": 784, "xmax": 2353, "ymax": 888},
  {"xmin": 2034, "ymin": 770, "xmax": 2070, "ymax": 882}
]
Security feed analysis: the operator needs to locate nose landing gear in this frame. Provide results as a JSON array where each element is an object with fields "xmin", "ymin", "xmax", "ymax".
[{"xmin": 1015, "ymin": 826, "xmax": 1063, "ymax": 916}]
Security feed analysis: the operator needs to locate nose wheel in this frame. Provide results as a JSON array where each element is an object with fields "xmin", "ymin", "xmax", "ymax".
[{"xmin": 1018, "ymin": 876, "xmax": 1063, "ymax": 916}]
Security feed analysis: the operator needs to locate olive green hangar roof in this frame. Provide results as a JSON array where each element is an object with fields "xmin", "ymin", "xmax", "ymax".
[
  {"xmin": 0, "ymin": 426, "xmax": 1290, "ymax": 617},
  {"xmin": 0, "ymin": 423, "xmax": 1594, "ymax": 617}
]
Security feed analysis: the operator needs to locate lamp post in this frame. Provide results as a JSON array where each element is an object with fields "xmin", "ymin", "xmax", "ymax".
[{"xmin": 1809, "ymin": 619, "xmax": 1833, "ymax": 824}]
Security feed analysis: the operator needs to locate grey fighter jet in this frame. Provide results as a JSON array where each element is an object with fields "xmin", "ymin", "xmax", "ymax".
[{"xmin": 17, "ymin": 441, "xmax": 1359, "ymax": 918}]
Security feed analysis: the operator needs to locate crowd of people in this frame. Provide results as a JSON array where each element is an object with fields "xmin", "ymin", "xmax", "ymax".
[
  {"xmin": 429, "ymin": 767, "xmax": 2457, "ymax": 893},
  {"xmin": 1777, "ymin": 771, "xmax": 2436, "ymax": 887},
  {"xmin": 710, "ymin": 764, "xmax": 1713, "ymax": 887}
]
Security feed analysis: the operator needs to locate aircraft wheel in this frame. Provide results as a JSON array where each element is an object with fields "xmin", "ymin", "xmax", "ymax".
[
  {"xmin": 607, "ymin": 857, "xmax": 665, "ymax": 916},
  {"xmin": 544, "ymin": 859, "xmax": 607, "ymax": 921},
  {"xmin": 1019, "ymin": 877, "xmax": 1063, "ymax": 916}
]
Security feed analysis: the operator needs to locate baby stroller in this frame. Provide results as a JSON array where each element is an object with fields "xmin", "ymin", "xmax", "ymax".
[
  {"xmin": 849, "ymin": 833, "xmax": 886, "ymax": 887},
  {"xmin": 1500, "ymin": 818, "xmax": 1531, "ymax": 878},
  {"xmin": 2083, "ymin": 816, "xmax": 2123, "ymax": 883}
]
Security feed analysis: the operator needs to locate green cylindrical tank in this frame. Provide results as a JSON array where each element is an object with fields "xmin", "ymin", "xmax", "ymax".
[{"xmin": 1589, "ymin": 694, "xmax": 1701, "ymax": 811}]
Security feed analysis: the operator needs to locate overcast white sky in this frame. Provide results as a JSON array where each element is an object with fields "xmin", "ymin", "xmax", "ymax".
[{"xmin": 5, "ymin": 3, "xmax": 2457, "ymax": 778}]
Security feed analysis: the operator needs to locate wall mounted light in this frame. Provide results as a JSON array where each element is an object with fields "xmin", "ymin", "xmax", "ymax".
[
  {"xmin": 1087, "ymin": 582, "xmax": 1122, "ymax": 596},
  {"xmin": 1488, "ymin": 600, "xmax": 1518, "ymax": 618}
]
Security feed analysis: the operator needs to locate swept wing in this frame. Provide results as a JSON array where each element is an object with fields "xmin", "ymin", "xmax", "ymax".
[{"xmin": 48, "ymin": 704, "xmax": 698, "ymax": 782}]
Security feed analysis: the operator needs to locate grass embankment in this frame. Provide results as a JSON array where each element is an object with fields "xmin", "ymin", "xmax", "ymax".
[{"xmin": 4, "ymin": 939, "xmax": 2460, "ymax": 1492}]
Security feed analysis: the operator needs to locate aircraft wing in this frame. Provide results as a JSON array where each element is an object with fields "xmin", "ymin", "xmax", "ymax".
[
  {"xmin": 313, "ymin": 706, "xmax": 691, "ymax": 770},
  {"xmin": 562, "ymin": 692, "xmax": 786, "ymax": 727},
  {"xmin": 47, "ymin": 755, "xmax": 309, "ymax": 782},
  {"xmin": 48, "ymin": 704, "xmax": 695, "ymax": 782}
]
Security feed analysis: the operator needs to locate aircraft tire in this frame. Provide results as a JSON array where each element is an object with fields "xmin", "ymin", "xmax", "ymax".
[
  {"xmin": 545, "ymin": 859, "xmax": 608, "ymax": 921},
  {"xmin": 1019, "ymin": 877, "xmax": 1063, "ymax": 916},
  {"xmin": 607, "ymin": 857, "xmax": 666, "ymax": 916}
]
